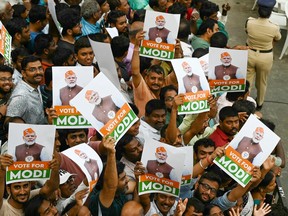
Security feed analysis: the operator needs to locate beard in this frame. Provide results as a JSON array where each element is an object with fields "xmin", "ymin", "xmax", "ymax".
[
  {"xmin": 157, "ymin": 25, "xmax": 164, "ymax": 29},
  {"xmin": 24, "ymin": 140, "xmax": 35, "ymax": 146},
  {"xmin": 222, "ymin": 62, "xmax": 231, "ymax": 67},
  {"xmin": 193, "ymin": 188, "xmax": 210, "ymax": 204},
  {"xmin": 156, "ymin": 158, "xmax": 166, "ymax": 164},
  {"xmin": 67, "ymin": 83, "xmax": 76, "ymax": 88}
]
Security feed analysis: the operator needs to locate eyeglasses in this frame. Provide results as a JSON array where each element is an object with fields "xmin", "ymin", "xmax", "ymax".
[
  {"xmin": 25, "ymin": 67, "xmax": 44, "ymax": 73},
  {"xmin": 199, "ymin": 182, "xmax": 217, "ymax": 194},
  {"xmin": 0, "ymin": 77, "xmax": 13, "ymax": 82}
]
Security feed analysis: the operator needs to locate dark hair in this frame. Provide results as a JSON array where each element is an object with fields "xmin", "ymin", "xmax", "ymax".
[
  {"xmin": 160, "ymin": 124, "xmax": 169, "ymax": 139},
  {"xmin": 21, "ymin": 56, "xmax": 42, "ymax": 70},
  {"xmin": 63, "ymin": 129, "xmax": 89, "ymax": 139},
  {"xmin": 258, "ymin": 5, "xmax": 273, "ymax": 18},
  {"xmin": 111, "ymin": 36, "xmax": 130, "ymax": 57},
  {"xmin": 199, "ymin": 1, "xmax": 219, "ymax": 20},
  {"xmin": 192, "ymin": 48, "xmax": 209, "ymax": 58},
  {"xmin": 148, "ymin": 0, "xmax": 159, "ymax": 8},
  {"xmin": 177, "ymin": 18, "xmax": 191, "ymax": 39},
  {"xmin": 58, "ymin": 8, "xmax": 81, "ymax": 35},
  {"xmin": 5, "ymin": 18, "xmax": 28, "ymax": 39},
  {"xmin": 129, "ymin": 103, "xmax": 139, "ymax": 116},
  {"xmin": 210, "ymin": 32, "xmax": 228, "ymax": 48},
  {"xmin": 12, "ymin": 4, "xmax": 26, "ymax": 18},
  {"xmin": 89, "ymin": 33, "xmax": 109, "ymax": 42},
  {"xmin": 107, "ymin": 0, "xmax": 121, "ymax": 11},
  {"xmin": 185, "ymin": 197, "xmax": 205, "ymax": 214},
  {"xmin": 132, "ymin": 9, "xmax": 146, "ymax": 22},
  {"xmin": 197, "ymin": 18, "xmax": 217, "ymax": 35},
  {"xmin": 193, "ymin": 138, "xmax": 215, "ymax": 154},
  {"xmin": 44, "ymin": 67, "xmax": 52, "ymax": 86},
  {"xmin": 199, "ymin": 171, "xmax": 222, "ymax": 188},
  {"xmin": 34, "ymin": 34, "xmax": 53, "ymax": 55},
  {"xmin": 253, "ymin": 171, "xmax": 275, "ymax": 190},
  {"xmin": 29, "ymin": 5, "xmax": 47, "ymax": 23},
  {"xmin": 203, "ymin": 203, "xmax": 222, "ymax": 216},
  {"xmin": 74, "ymin": 36, "xmax": 91, "ymax": 54},
  {"xmin": 52, "ymin": 48, "xmax": 74, "ymax": 66},
  {"xmin": 24, "ymin": 194, "xmax": 46, "ymax": 216},
  {"xmin": 260, "ymin": 118, "xmax": 276, "ymax": 131},
  {"xmin": 232, "ymin": 100, "xmax": 256, "ymax": 116},
  {"xmin": 167, "ymin": 2, "xmax": 186, "ymax": 19},
  {"xmin": 145, "ymin": 99, "xmax": 166, "ymax": 116},
  {"xmin": 11, "ymin": 47, "xmax": 29, "ymax": 63},
  {"xmin": 0, "ymin": 65, "xmax": 13, "ymax": 75},
  {"xmin": 97, "ymin": 0, "xmax": 107, "ymax": 6},
  {"xmin": 219, "ymin": 106, "xmax": 238, "ymax": 122},
  {"xmin": 159, "ymin": 85, "xmax": 177, "ymax": 101},
  {"xmin": 226, "ymin": 80, "xmax": 250, "ymax": 102},
  {"xmin": 107, "ymin": 10, "xmax": 126, "ymax": 25},
  {"xmin": 146, "ymin": 64, "xmax": 164, "ymax": 76},
  {"xmin": 115, "ymin": 133, "xmax": 135, "ymax": 160}
]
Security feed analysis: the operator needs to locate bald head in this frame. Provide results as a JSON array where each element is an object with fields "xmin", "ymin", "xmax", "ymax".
[
  {"xmin": 121, "ymin": 201, "xmax": 144, "ymax": 216},
  {"xmin": 129, "ymin": 21, "xmax": 144, "ymax": 40}
]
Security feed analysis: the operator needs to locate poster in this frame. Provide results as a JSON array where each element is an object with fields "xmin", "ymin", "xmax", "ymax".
[
  {"xmin": 6, "ymin": 123, "xmax": 55, "ymax": 184},
  {"xmin": 52, "ymin": 66, "xmax": 93, "ymax": 128},
  {"xmin": 199, "ymin": 53, "xmax": 209, "ymax": 77},
  {"xmin": 180, "ymin": 146, "xmax": 193, "ymax": 186},
  {"xmin": 208, "ymin": 47, "xmax": 247, "ymax": 94},
  {"xmin": 140, "ymin": 11, "xmax": 180, "ymax": 60},
  {"xmin": 48, "ymin": 0, "xmax": 63, "ymax": 36},
  {"xmin": 171, "ymin": 58, "xmax": 210, "ymax": 115},
  {"xmin": 0, "ymin": 21, "xmax": 12, "ymax": 64},
  {"xmin": 139, "ymin": 139, "xmax": 185, "ymax": 197},
  {"xmin": 214, "ymin": 115, "xmax": 280, "ymax": 187},
  {"xmin": 62, "ymin": 143, "xmax": 103, "ymax": 191},
  {"xmin": 70, "ymin": 72, "xmax": 138, "ymax": 142}
]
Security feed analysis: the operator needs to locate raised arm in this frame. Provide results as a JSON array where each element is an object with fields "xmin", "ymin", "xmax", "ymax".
[
  {"xmin": 40, "ymin": 156, "xmax": 60, "ymax": 198},
  {"xmin": 131, "ymin": 31, "xmax": 145, "ymax": 88},
  {"xmin": 0, "ymin": 154, "xmax": 13, "ymax": 208},
  {"xmin": 99, "ymin": 136, "xmax": 117, "ymax": 208}
]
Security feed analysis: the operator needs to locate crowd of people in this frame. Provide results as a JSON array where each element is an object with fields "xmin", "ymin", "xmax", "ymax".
[{"xmin": 0, "ymin": 0, "xmax": 286, "ymax": 215}]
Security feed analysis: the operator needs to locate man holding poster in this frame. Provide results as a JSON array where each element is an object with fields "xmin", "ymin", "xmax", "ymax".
[
  {"xmin": 182, "ymin": 61, "xmax": 203, "ymax": 93},
  {"xmin": 147, "ymin": 15, "xmax": 175, "ymax": 44},
  {"xmin": 235, "ymin": 127, "xmax": 264, "ymax": 164},
  {"xmin": 85, "ymin": 90, "xmax": 120, "ymax": 125},
  {"xmin": 13, "ymin": 128, "xmax": 50, "ymax": 162},
  {"xmin": 146, "ymin": 146, "xmax": 178, "ymax": 181}
]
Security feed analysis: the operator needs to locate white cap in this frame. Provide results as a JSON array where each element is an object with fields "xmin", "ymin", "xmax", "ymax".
[{"xmin": 59, "ymin": 169, "xmax": 77, "ymax": 185}]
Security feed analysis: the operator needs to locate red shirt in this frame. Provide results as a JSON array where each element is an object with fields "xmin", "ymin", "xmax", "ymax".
[{"xmin": 209, "ymin": 126, "xmax": 232, "ymax": 147}]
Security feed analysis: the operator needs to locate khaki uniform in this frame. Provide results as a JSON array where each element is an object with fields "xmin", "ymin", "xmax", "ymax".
[
  {"xmin": 182, "ymin": 74, "xmax": 203, "ymax": 92},
  {"xmin": 236, "ymin": 137, "xmax": 262, "ymax": 163},
  {"xmin": 60, "ymin": 85, "xmax": 83, "ymax": 105},
  {"xmin": 246, "ymin": 17, "xmax": 281, "ymax": 106}
]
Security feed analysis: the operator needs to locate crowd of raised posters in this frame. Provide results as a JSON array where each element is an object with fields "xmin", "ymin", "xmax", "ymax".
[{"xmin": 0, "ymin": 21, "xmax": 12, "ymax": 64}]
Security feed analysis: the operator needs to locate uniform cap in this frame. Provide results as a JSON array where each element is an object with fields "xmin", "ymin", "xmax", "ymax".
[
  {"xmin": 257, "ymin": 0, "xmax": 276, "ymax": 7},
  {"xmin": 59, "ymin": 169, "xmax": 77, "ymax": 185}
]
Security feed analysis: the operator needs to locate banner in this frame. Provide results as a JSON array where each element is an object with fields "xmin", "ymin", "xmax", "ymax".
[
  {"xmin": 70, "ymin": 72, "xmax": 138, "ymax": 142},
  {"xmin": 140, "ymin": 11, "xmax": 180, "ymax": 60},
  {"xmin": 52, "ymin": 66, "xmax": 93, "ymax": 128},
  {"xmin": 208, "ymin": 47, "xmax": 247, "ymax": 94},
  {"xmin": 139, "ymin": 139, "xmax": 185, "ymax": 197},
  {"xmin": 214, "ymin": 115, "xmax": 280, "ymax": 187},
  {"xmin": 6, "ymin": 123, "xmax": 55, "ymax": 184},
  {"xmin": 171, "ymin": 58, "xmax": 210, "ymax": 114}
]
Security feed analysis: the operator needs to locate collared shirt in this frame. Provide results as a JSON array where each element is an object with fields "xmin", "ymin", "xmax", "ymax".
[
  {"xmin": 6, "ymin": 80, "xmax": 47, "ymax": 124},
  {"xmin": 137, "ymin": 119, "xmax": 160, "ymax": 142},
  {"xmin": 12, "ymin": 69, "xmax": 22, "ymax": 85},
  {"xmin": 209, "ymin": 126, "xmax": 232, "ymax": 147},
  {"xmin": 120, "ymin": 157, "xmax": 136, "ymax": 180},
  {"xmin": 79, "ymin": 17, "xmax": 101, "ymax": 38}
]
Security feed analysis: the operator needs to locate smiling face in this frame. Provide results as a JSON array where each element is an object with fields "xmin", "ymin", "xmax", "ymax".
[
  {"xmin": 0, "ymin": 71, "xmax": 13, "ymax": 94},
  {"xmin": 155, "ymin": 18, "xmax": 166, "ymax": 29},
  {"xmin": 155, "ymin": 151, "xmax": 167, "ymax": 163},
  {"xmin": 22, "ymin": 60, "xmax": 44, "ymax": 88},
  {"xmin": 220, "ymin": 55, "xmax": 232, "ymax": 67},
  {"xmin": 23, "ymin": 133, "xmax": 37, "ymax": 145},
  {"xmin": 155, "ymin": 193, "xmax": 176, "ymax": 215},
  {"xmin": 252, "ymin": 129, "xmax": 264, "ymax": 143},
  {"xmin": 194, "ymin": 179, "xmax": 219, "ymax": 203},
  {"xmin": 7, "ymin": 182, "xmax": 31, "ymax": 205}
]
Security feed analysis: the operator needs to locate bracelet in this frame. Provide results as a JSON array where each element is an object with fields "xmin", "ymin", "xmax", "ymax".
[
  {"xmin": 199, "ymin": 159, "xmax": 207, "ymax": 169},
  {"xmin": 206, "ymin": 155, "xmax": 212, "ymax": 164}
]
